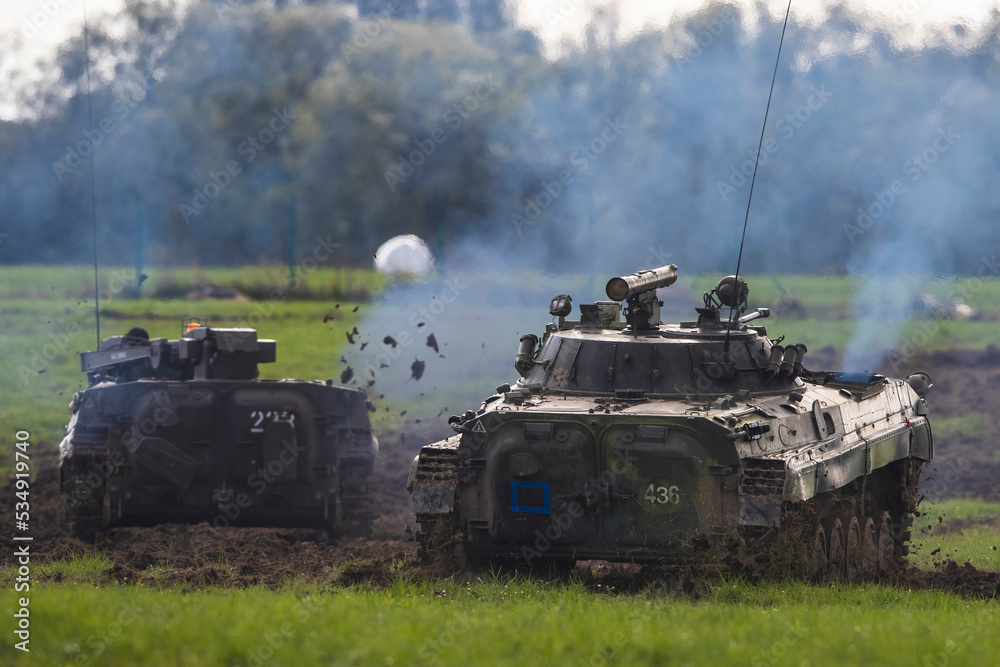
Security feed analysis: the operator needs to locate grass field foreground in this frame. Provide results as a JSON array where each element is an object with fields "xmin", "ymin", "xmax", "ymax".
[{"xmin": 1, "ymin": 575, "xmax": 998, "ymax": 666}]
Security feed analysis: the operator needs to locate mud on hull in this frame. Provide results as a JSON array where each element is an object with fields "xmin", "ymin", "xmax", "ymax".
[
  {"xmin": 413, "ymin": 442, "xmax": 923, "ymax": 582},
  {"xmin": 59, "ymin": 379, "xmax": 376, "ymax": 540}
]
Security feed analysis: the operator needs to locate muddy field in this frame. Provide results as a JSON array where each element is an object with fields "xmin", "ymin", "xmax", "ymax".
[
  {"xmin": 3, "ymin": 350, "xmax": 999, "ymax": 598},
  {"xmin": 903, "ymin": 348, "xmax": 1000, "ymax": 502}
]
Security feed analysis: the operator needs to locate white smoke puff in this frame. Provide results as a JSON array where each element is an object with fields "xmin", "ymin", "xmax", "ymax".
[{"xmin": 373, "ymin": 235, "xmax": 435, "ymax": 275}]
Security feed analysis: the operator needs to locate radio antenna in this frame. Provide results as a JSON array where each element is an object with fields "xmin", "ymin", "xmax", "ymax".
[
  {"xmin": 724, "ymin": 0, "xmax": 793, "ymax": 352},
  {"xmin": 83, "ymin": 0, "xmax": 101, "ymax": 349}
]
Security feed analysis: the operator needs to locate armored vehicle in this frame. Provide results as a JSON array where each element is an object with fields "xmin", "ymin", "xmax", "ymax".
[
  {"xmin": 408, "ymin": 265, "xmax": 933, "ymax": 580},
  {"xmin": 60, "ymin": 324, "xmax": 377, "ymax": 540}
]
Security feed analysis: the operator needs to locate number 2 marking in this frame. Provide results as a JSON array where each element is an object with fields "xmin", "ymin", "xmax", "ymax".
[
  {"xmin": 250, "ymin": 410, "xmax": 296, "ymax": 433},
  {"xmin": 643, "ymin": 484, "xmax": 680, "ymax": 505}
]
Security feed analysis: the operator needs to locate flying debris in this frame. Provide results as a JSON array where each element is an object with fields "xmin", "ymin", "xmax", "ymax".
[
  {"xmin": 409, "ymin": 359, "xmax": 426, "ymax": 382},
  {"xmin": 384, "ymin": 336, "xmax": 398, "ymax": 347},
  {"xmin": 341, "ymin": 367, "xmax": 354, "ymax": 383},
  {"xmin": 426, "ymin": 333, "xmax": 439, "ymax": 354},
  {"xmin": 346, "ymin": 327, "xmax": 359, "ymax": 344}
]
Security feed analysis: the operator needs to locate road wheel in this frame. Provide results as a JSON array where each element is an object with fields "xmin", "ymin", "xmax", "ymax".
[
  {"xmin": 877, "ymin": 511, "xmax": 895, "ymax": 575},
  {"xmin": 845, "ymin": 517, "xmax": 863, "ymax": 582},
  {"xmin": 861, "ymin": 516, "xmax": 878, "ymax": 580},
  {"xmin": 812, "ymin": 523, "xmax": 829, "ymax": 581},
  {"xmin": 826, "ymin": 518, "xmax": 846, "ymax": 581}
]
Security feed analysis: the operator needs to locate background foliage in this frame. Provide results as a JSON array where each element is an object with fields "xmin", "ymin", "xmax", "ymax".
[{"xmin": 1, "ymin": 0, "xmax": 998, "ymax": 275}]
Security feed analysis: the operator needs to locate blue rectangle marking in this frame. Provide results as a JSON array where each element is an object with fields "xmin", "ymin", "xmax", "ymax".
[{"xmin": 511, "ymin": 480, "xmax": 551, "ymax": 514}]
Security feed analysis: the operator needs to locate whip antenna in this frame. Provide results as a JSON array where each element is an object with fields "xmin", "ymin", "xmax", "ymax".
[
  {"xmin": 724, "ymin": 0, "xmax": 793, "ymax": 351},
  {"xmin": 83, "ymin": 0, "xmax": 101, "ymax": 349}
]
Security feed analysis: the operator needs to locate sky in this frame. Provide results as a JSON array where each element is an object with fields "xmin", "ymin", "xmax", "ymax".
[
  {"xmin": 520, "ymin": 0, "xmax": 1000, "ymax": 47},
  {"xmin": 1, "ymin": 0, "xmax": 998, "ymax": 118}
]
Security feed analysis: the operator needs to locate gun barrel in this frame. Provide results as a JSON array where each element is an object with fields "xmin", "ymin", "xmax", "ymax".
[{"xmin": 605, "ymin": 264, "xmax": 678, "ymax": 301}]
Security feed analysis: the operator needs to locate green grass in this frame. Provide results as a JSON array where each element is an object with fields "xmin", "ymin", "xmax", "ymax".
[
  {"xmin": 3, "ymin": 264, "xmax": 1000, "ymax": 471},
  {"xmin": 0, "ymin": 299, "xmax": 369, "ymax": 471},
  {"xmin": 910, "ymin": 499, "xmax": 1000, "ymax": 571},
  {"xmin": 687, "ymin": 273, "xmax": 1000, "ymax": 317},
  {"xmin": 931, "ymin": 414, "xmax": 991, "ymax": 442},
  {"xmin": 0, "ymin": 270, "xmax": 376, "ymax": 470},
  {"xmin": 0, "ymin": 265, "xmax": 385, "ymax": 301},
  {"xmin": 33, "ymin": 554, "xmax": 115, "ymax": 587},
  {"xmin": 1, "ymin": 577, "xmax": 997, "ymax": 666},
  {"xmin": 4, "ymin": 266, "xmax": 1000, "ymax": 665}
]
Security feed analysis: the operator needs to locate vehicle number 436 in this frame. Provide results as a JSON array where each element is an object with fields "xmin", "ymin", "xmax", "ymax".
[{"xmin": 643, "ymin": 484, "xmax": 680, "ymax": 505}]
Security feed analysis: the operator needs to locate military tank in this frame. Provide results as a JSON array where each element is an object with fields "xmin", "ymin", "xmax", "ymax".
[
  {"xmin": 408, "ymin": 265, "xmax": 933, "ymax": 580},
  {"xmin": 60, "ymin": 323, "xmax": 377, "ymax": 540}
]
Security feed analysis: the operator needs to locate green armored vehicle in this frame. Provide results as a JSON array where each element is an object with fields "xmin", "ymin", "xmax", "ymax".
[
  {"xmin": 60, "ymin": 324, "xmax": 377, "ymax": 540},
  {"xmin": 408, "ymin": 265, "xmax": 933, "ymax": 580}
]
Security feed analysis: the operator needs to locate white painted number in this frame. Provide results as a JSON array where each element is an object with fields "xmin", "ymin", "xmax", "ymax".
[
  {"xmin": 249, "ymin": 410, "xmax": 296, "ymax": 433},
  {"xmin": 643, "ymin": 484, "xmax": 680, "ymax": 505}
]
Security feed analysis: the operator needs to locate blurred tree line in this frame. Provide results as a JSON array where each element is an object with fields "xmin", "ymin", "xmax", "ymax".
[{"xmin": 1, "ymin": 0, "xmax": 998, "ymax": 276}]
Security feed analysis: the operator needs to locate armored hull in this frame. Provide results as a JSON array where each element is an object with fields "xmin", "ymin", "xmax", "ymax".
[
  {"xmin": 60, "ymin": 326, "xmax": 376, "ymax": 539},
  {"xmin": 409, "ymin": 266, "xmax": 933, "ymax": 580}
]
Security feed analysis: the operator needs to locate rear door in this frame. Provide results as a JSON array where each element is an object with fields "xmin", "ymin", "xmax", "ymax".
[
  {"xmin": 602, "ymin": 422, "xmax": 721, "ymax": 550},
  {"xmin": 482, "ymin": 420, "xmax": 600, "ymax": 551}
]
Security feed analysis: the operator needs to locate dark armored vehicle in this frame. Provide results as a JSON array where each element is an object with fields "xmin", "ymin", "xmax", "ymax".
[
  {"xmin": 60, "ymin": 324, "xmax": 377, "ymax": 540},
  {"xmin": 409, "ymin": 265, "xmax": 933, "ymax": 580}
]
